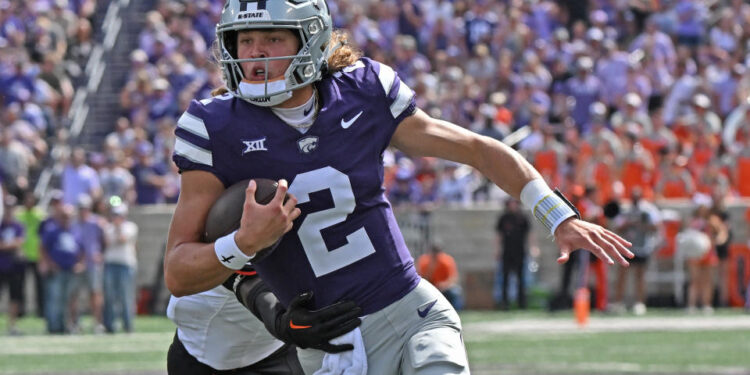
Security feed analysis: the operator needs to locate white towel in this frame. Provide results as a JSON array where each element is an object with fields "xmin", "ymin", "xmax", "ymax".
[{"xmin": 313, "ymin": 327, "xmax": 367, "ymax": 375}]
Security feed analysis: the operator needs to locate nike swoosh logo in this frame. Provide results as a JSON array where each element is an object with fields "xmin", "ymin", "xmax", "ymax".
[
  {"xmin": 289, "ymin": 320, "xmax": 312, "ymax": 330},
  {"xmin": 417, "ymin": 299, "xmax": 437, "ymax": 318},
  {"xmin": 341, "ymin": 111, "xmax": 364, "ymax": 129},
  {"xmin": 303, "ymin": 103, "xmax": 314, "ymax": 116}
]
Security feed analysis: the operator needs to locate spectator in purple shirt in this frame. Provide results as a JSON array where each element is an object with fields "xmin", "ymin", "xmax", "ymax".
[
  {"xmin": 0, "ymin": 1, "xmax": 24, "ymax": 41},
  {"xmin": 392, "ymin": 34, "xmax": 431, "ymax": 87},
  {"xmin": 0, "ymin": 195, "xmax": 25, "ymax": 335},
  {"xmin": 546, "ymin": 27, "xmax": 575, "ymax": 67},
  {"xmin": 131, "ymin": 142, "xmax": 167, "ymax": 205},
  {"xmin": 388, "ymin": 166, "xmax": 422, "ymax": 208},
  {"xmin": 464, "ymin": 0, "xmax": 498, "ymax": 53},
  {"xmin": 38, "ymin": 190, "xmax": 65, "ymax": 241},
  {"xmin": 596, "ymin": 40, "xmax": 630, "ymax": 108},
  {"xmin": 139, "ymin": 11, "xmax": 169, "ymax": 59},
  {"xmin": 183, "ymin": 1, "xmax": 215, "ymax": 46},
  {"xmin": 712, "ymin": 63, "xmax": 743, "ymax": 118},
  {"xmin": 69, "ymin": 196, "xmax": 105, "ymax": 334},
  {"xmin": 40, "ymin": 204, "xmax": 83, "ymax": 334},
  {"xmin": 630, "ymin": 16, "xmax": 677, "ymax": 70},
  {"xmin": 147, "ymin": 78, "xmax": 178, "ymax": 122},
  {"xmin": 566, "ymin": 56, "xmax": 602, "ymax": 131},
  {"xmin": 375, "ymin": 2, "xmax": 399, "ymax": 51},
  {"xmin": 398, "ymin": 0, "xmax": 423, "ymax": 48},
  {"xmin": 709, "ymin": 8, "xmax": 740, "ymax": 57},
  {"xmin": 1, "ymin": 61, "xmax": 37, "ymax": 105},
  {"xmin": 61, "ymin": 147, "xmax": 101, "ymax": 205},
  {"xmin": 99, "ymin": 153, "xmax": 136, "ymax": 206},
  {"xmin": 522, "ymin": 0, "xmax": 560, "ymax": 42},
  {"xmin": 674, "ymin": 0, "xmax": 707, "ymax": 48}
]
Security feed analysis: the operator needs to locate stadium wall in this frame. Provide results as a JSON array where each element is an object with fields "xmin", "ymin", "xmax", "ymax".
[{"xmin": 128, "ymin": 200, "xmax": 750, "ymax": 312}]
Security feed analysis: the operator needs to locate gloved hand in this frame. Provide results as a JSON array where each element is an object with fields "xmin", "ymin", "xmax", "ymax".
[{"xmin": 276, "ymin": 292, "xmax": 362, "ymax": 353}]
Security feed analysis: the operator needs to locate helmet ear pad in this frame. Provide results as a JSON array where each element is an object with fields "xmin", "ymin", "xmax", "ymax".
[
  {"xmin": 224, "ymin": 30, "xmax": 238, "ymax": 59},
  {"xmin": 221, "ymin": 29, "xmax": 241, "ymax": 91}
]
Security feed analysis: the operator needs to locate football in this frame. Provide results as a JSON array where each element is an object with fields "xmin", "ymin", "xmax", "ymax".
[{"xmin": 203, "ymin": 178, "xmax": 282, "ymax": 243}]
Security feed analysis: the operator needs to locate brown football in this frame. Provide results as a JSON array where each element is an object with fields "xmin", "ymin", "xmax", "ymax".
[{"xmin": 203, "ymin": 178, "xmax": 281, "ymax": 243}]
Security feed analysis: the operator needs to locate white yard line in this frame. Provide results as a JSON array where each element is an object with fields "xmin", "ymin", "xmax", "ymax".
[
  {"xmin": 464, "ymin": 315, "xmax": 750, "ymax": 335},
  {"xmin": 0, "ymin": 332, "xmax": 171, "ymax": 355},
  {"xmin": 471, "ymin": 362, "xmax": 750, "ymax": 375}
]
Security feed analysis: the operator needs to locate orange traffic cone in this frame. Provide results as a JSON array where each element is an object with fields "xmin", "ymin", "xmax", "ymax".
[{"xmin": 574, "ymin": 287, "xmax": 590, "ymax": 327}]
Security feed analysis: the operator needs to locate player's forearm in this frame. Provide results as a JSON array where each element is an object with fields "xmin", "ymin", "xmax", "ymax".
[
  {"xmin": 472, "ymin": 135, "xmax": 544, "ymax": 198},
  {"xmin": 395, "ymin": 112, "xmax": 542, "ymax": 197},
  {"xmin": 234, "ymin": 276, "xmax": 285, "ymax": 340},
  {"xmin": 164, "ymin": 242, "xmax": 235, "ymax": 297}
]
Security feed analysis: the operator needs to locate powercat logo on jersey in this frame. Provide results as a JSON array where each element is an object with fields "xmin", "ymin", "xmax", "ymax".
[
  {"xmin": 242, "ymin": 137, "xmax": 268, "ymax": 154},
  {"xmin": 297, "ymin": 136, "xmax": 318, "ymax": 154},
  {"xmin": 237, "ymin": 0, "xmax": 270, "ymax": 20}
]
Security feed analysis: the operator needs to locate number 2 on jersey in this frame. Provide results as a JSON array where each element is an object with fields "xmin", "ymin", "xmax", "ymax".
[{"xmin": 288, "ymin": 166, "xmax": 376, "ymax": 277}]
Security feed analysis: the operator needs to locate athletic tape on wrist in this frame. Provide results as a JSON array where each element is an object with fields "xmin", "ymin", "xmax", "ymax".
[
  {"xmin": 214, "ymin": 230, "xmax": 253, "ymax": 270},
  {"xmin": 520, "ymin": 179, "xmax": 578, "ymax": 236}
]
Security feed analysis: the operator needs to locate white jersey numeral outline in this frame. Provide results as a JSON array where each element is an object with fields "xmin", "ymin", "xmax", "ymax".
[{"xmin": 288, "ymin": 166, "xmax": 376, "ymax": 277}]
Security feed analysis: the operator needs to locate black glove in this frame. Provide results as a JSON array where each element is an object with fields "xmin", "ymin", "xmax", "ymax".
[{"xmin": 276, "ymin": 292, "xmax": 363, "ymax": 353}]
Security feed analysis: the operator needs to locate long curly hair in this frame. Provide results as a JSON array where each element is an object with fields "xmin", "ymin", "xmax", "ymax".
[{"xmin": 326, "ymin": 30, "xmax": 361, "ymax": 72}]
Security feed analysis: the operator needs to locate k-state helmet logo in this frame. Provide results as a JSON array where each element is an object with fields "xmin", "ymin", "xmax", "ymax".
[
  {"xmin": 239, "ymin": 0, "xmax": 266, "ymax": 11},
  {"xmin": 297, "ymin": 136, "xmax": 318, "ymax": 154},
  {"xmin": 237, "ymin": 0, "xmax": 270, "ymax": 19}
]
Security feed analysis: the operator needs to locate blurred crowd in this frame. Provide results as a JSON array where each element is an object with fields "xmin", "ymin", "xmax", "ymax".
[
  {"xmin": 5, "ymin": 0, "xmax": 750, "ymax": 209},
  {"xmin": 0, "ymin": 0, "xmax": 96, "ymax": 198},
  {"xmin": 2, "ymin": 190, "xmax": 139, "ymax": 335},
  {"xmin": 363, "ymin": 0, "xmax": 750, "ymax": 208},
  {"xmin": 4, "ymin": 0, "xmax": 750, "ymax": 331}
]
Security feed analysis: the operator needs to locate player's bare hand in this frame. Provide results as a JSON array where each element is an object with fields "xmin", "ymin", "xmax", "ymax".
[
  {"xmin": 554, "ymin": 218, "xmax": 633, "ymax": 266},
  {"xmin": 235, "ymin": 179, "xmax": 300, "ymax": 256}
]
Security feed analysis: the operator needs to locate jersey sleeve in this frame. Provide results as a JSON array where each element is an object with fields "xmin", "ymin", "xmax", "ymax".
[
  {"xmin": 366, "ymin": 58, "xmax": 417, "ymax": 125},
  {"xmin": 172, "ymin": 99, "xmax": 230, "ymax": 185}
]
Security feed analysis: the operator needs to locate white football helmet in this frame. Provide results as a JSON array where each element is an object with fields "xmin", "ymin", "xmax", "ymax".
[{"xmin": 216, "ymin": 0, "xmax": 338, "ymax": 106}]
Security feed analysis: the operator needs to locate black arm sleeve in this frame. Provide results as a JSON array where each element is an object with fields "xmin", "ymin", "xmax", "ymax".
[
  {"xmin": 233, "ymin": 274, "xmax": 285, "ymax": 340},
  {"xmin": 233, "ymin": 272, "xmax": 363, "ymax": 353}
]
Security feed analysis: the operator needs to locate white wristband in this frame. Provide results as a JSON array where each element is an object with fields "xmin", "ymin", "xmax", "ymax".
[
  {"xmin": 520, "ymin": 179, "xmax": 577, "ymax": 236},
  {"xmin": 214, "ymin": 230, "xmax": 253, "ymax": 270}
]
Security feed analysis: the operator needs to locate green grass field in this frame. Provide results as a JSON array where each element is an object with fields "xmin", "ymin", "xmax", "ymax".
[{"xmin": 2, "ymin": 310, "xmax": 749, "ymax": 375}]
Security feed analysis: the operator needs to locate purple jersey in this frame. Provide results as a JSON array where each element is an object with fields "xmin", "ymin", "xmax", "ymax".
[
  {"xmin": 0, "ymin": 220, "xmax": 24, "ymax": 271},
  {"xmin": 41, "ymin": 225, "xmax": 83, "ymax": 271},
  {"xmin": 173, "ymin": 58, "xmax": 420, "ymax": 314},
  {"xmin": 72, "ymin": 216, "xmax": 104, "ymax": 267}
]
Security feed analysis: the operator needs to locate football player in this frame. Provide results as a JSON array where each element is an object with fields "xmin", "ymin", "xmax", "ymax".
[
  {"xmin": 165, "ymin": 0, "xmax": 634, "ymax": 373},
  {"xmin": 167, "ymin": 265, "xmax": 361, "ymax": 374}
]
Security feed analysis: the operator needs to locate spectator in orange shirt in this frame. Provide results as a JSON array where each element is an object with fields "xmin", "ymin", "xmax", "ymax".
[
  {"xmin": 619, "ymin": 132, "xmax": 655, "ymax": 199},
  {"xmin": 416, "ymin": 240, "xmax": 463, "ymax": 311},
  {"xmin": 654, "ymin": 155, "xmax": 695, "ymax": 200}
]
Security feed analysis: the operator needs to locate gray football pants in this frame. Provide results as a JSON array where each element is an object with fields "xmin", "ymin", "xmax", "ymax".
[{"xmin": 298, "ymin": 279, "xmax": 470, "ymax": 374}]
